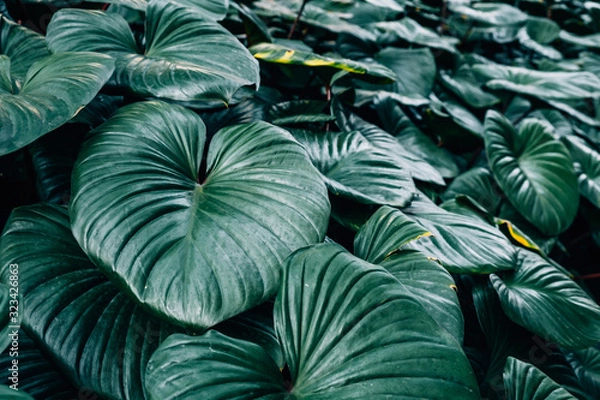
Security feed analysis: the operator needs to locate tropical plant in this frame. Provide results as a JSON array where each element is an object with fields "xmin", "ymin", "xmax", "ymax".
[{"xmin": 1, "ymin": 0, "xmax": 600, "ymax": 399}]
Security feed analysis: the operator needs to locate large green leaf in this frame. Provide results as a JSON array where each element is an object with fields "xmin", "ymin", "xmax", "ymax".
[
  {"xmin": 402, "ymin": 196, "xmax": 518, "ymax": 274},
  {"xmin": 0, "ymin": 52, "xmax": 114, "ymax": 156},
  {"xmin": 249, "ymin": 42, "xmax": 396, "ymax": 84},
  {"xmin": 70, "ymin": 101, "xmax": 330, "ymax": 329},
  {"xmin": 564, "ymin": 345, "xmax": 600, "ymax": 398},
  {"xmin": 525, "ymin": 17, "xmax": 561, "ymax": 44},
  {"xmin": 0, "ymin": 204, "xmax": 179, "ymax": 399},
  {"xmin": 291, "ymin": 128, "xmax": 416, "ymax": 207},
  {"xmin": 0, "ymin": 330, "xmax": 79, "ymax": 399},
  {"xmin": 0, "ymin": 16, "xmax": 49, "ymax": 85},
  {"xmin": 484, "ymin": 111, "xmax": 579, "ymax": 235},
  {"xmin": 354, "ymin": 206, "xmax": 463, "ymax": 343},
  {"xmin": 490, "ymin": 250, "xmax": 600, "ymax": 349},
  {"xmin": 333, "ymin": 101, "xmax": 446, "ymax": 185},
  {"xmin": 504, "ymin": 357, "xmax": 577, "ymax": 399},
  {"xmin": 472, "ymin": 64, "xmax": 600, "ymax": 101},
  {"xmin": 46, "ymin": 0, "xmax": 259, "ymax": 105},
  {"xmin": 374, "ymin": 18, "xmax": 460, "ymax": 54},
  {"xmin": 145, "ymin": 243, "xmax": 480, "ymax": 399},
  {"xmin": 562, "ymin": 136, "xmax": 600, "ymax": 209}
]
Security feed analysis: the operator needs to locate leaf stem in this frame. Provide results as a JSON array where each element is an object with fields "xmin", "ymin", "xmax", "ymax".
[{"xmin": 288, "ymin": 0, "xmax": 309, "ymax": 39}]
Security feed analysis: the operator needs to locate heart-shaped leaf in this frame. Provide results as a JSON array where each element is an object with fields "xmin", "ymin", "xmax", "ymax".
[
  {"xmin": 145, "ymin": 243, "xmax": 480, "ymax": 399},
  {"xmin": 46, "ymin": 0, "xmax": 259, "ymax": 105},
  {"xmin": 291, "ymin": 128, "xmax": 416, "ymax": 207},
  {"xmin": 484, "ymin": 111, "xmax": 579, "ymax": 235},
  {"xmin": 0, "ymin": 52, "xmax": 114, "ymax": 156},
  {"xmin": 504, "ymin": 357, "xmax": 577, "ymax": 399},
  {"xmin": 70, "ymin": 101, "xmax": 330, "ymax": 329},
  {"xmin": 373, "ymin": 47, "xmax": 435, "ymax": 98},
  {"xmin": 490, "ymin": 250, "xmax": 600, "ymax": 349}
]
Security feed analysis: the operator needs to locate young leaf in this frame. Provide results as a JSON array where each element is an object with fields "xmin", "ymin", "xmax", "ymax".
[
  {"xmin": 70, "ymin": 101, "xmax": 330, "ymax": 330},
  {"xmin": 484, "ymin": 111, "xmax": 579, "ymax": 235}
]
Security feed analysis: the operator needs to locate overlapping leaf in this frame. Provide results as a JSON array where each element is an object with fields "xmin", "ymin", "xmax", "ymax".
[
  {"xmin": 473, "ymin": 64, "xmax": 600, "ymax": 101},
  {"xmin": 145, "ymin": 243, "xmax": 480, "ymax": 399},
  {"xmin": 70, "ymin": 101, "xmax": 330, "ymax": 329},
  {"xmin": 291, "ymin": 128, "xmax": 416, "ymax": 207},
  {"xmin": 46, "ymin": 0, "xmax": 259, "ymax": 105},
  {"xmin": 0, "ymin": 52, "xmax": 114, "ymax": 156}
]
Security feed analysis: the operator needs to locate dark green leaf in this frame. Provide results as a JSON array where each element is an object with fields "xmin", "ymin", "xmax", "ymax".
[
  {"xmin": 70, "ymin": 101, "xmax": 330, "ymax": 329},
  {"xmin": 564, "ymin": 345, "xmax": 600, "ymax": 399},
  {"xmin": 491, "ymin": 250, "xmax": 600, "ymax": 349},
  {"xmin": 0, "ymin": 386, "xmax": 34, "ymax": 399},
  {"xmin": 333, "ymin": 100, "xmax": 446, "ymax": 185},
  {"xmin": 46, "ymin": 1, "xmax": 259, "ymax": 105},
  {"xmin": 0, "ymin": 16, "xmax": 49, "ymax": 84},
  {"xmin": 0, "ymin": 204, "xmax": 179, "ymax": 399},
  {"xmin": 374, "ymin": 47, "xmax": 435, "ymax": 98},
  {"xmin": 354, "ymin": 205, "xmax": 431, "ymax": 264},
  {"xmin": 374, "ymin": 18, "xmax": 459, "ymax": 54},
  {"xmin": 439, "ymin": 65, "xmax": 501, "ymax": 109},
  {"xmin": 442, "ymin": 167, "xmax": 501, "ymax": 214},
  {"xmin": 504, "ymin": 357, "xmax": 577, "ymax": 399},
  {"xmin": 562, "ymin": 136, "xmax": 600, "ymax": 209},
  {"xmin": 473, "ymin": 64, "xmax": 600, "ymax": 101},
  {"xmin": 375, "ymin": 95, "xmax": 459, "ymax": 178},
  {"xmin": 278, "ymin": 244, "xmax": 478, "ymax": 398},
  {"xmin": 291, "ymin": 129, "xmax": 416, "ymax": 207},
  {"xmin": 484, "ymin": 111, "xmax": 579, "ymax": 235},
  {"xmin": 448, "ymin": 3, "xmax": 528, "ymax": 26},
  {"xmin": 0, "ymin": 52, "xmax": 114, "ymax": 156},
  {"xmin": 402, "ymin": 196, "xmax": 518, "ymax": 274},
  {"xmin": 0, "ymin": 330, "xmax": 79, "ymax": 400}
]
